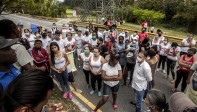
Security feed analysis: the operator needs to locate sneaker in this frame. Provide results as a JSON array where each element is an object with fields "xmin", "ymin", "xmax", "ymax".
[
  {"xmin": 127, "ymin": 76, "xmax": 130, "ymax": 80},
  {"xmin": 156, "ymin": 68, "xmax": 160, "ymax": 72},
  {"xmin": 63, "ymin": 93, "xmax": 68, "ymax": 98},
  {"xmin": 90, "ymin": 90, "xmax": 95, "ymax": 95},
  {"xmin": 68, "ymin": 92, "xmax": 73, "ymax": 99},
  {"xmin": 75, "ymin": 89, "xmax": 82, "ymax": 93},
  {"xmin": 162, "ymin": 70, "xmax": 166, "ymax": 74},
  {"xmin": 98, "ymin": 91, "xmax": 102, "ymax": 97}
]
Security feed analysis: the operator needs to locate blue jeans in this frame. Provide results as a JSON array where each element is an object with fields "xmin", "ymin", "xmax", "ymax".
[
  {"xmin": 55, "ymin": 70, "xmax": 70, "ymax": 93},
  {"xmin": 134, "ymin": 89, "xmax": 145, "ymax": 112}
]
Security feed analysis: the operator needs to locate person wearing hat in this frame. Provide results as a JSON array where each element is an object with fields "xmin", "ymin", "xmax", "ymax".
[
  {"xmin": 0, "ymin": 37, "xmax": 21, "ymax": 94},
  {"xmin": 0, "ymin": 19, "xmax": 34, "ymax": 71}
]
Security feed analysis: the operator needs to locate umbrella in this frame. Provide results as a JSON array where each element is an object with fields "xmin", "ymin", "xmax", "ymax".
[{"xmin": 30, "ymin": 24, "xmax": 38, "ymax": 33}]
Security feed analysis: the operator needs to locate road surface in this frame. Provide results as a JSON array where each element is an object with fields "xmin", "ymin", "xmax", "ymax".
[{"xmin": 0, "ymin": 14, "xmax": 184, "ymax": 112}]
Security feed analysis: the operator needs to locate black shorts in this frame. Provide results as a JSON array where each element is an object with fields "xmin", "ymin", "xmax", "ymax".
[
  {"xmin": 103, "ymin": 83, "xmax": 119, "ymax": 96},
  {"xmin": 68, "ymin": 72, "xmax": 75, "ymax": 83}
]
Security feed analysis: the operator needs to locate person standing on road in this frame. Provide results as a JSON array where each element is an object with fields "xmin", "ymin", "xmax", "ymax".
[
  {"xmin": 116, "ymin": 36, "xmax": 126, "ymax": 71},
  {"xmin": 131, "ymin": 51, "xmax": 152, "ymax": 112},
  {"xmin": 52, "ymin": 30, "xmax": 65, "ymax": 52},
  {"xmin": 31, "ymin": 40, "xmax": 50, "ymax": 73},
  {"xmin": 172, "ymin": 48, "xmax": 196, "ymax": 92},
  {"xmin": 51, "ymin": 23, "xmax": 58, "ymax": 36},
  {"xmin": 64, "ymin": 32, "xmax": 76, "ymax": 53},
  {"xmin": 180, "ymin": 33, "xmax": 196, "ymax": 56},
  {"xmin": 165, "ymin": 42, "xmax": 181, "ymax": 83},
  {"xmin": 89, "ymin": 47, "xmax": 105, "ymax": 97},
  {"xmin": 49, "ymin": 42, "xmax": 72, "ymax": 99},
  {"xmin": 157, "ymin": 38, "xmax": 170, "ymax": 73},
  {"xmin": 93, "ymin": 52, "xmax": 122, "ymax": 112},
  {"xmin": 79, "ymin": 46, "xmax": 93, "ymax": 89}
]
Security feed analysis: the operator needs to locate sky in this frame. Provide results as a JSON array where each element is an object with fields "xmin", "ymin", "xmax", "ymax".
[{"xmin": 57, "ymin": 0, "xmax": 64, "ymax": 2}]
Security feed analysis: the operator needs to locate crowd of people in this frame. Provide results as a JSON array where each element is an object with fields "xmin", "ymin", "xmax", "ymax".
[{"xmin": 0, "ymin": 18, "xmax": 196, "ymax": 112}]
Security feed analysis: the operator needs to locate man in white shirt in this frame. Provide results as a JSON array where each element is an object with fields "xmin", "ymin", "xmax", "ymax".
[
  {"xmin": 131, "ymin": 51, "xmax": 152, "ymax": 112},
  {"xmin": 51, "ymin": 23, "xmax": 57, "ymax": 35},
  {"xmin": 41, "ymin": 32, "xmax": 51, "ymax": 51},
  {"xmin": 52, "ymin": 30, "xmax": 65, "ymax": 52},
  {"xmin": 180, "ymin": 33, "xmax": 196, "ymax": 56}
]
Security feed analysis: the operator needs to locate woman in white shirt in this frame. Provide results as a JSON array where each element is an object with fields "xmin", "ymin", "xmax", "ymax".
[
  {"xmin": 49, "ymin": 42, "xmax": 72, "ymax": 99},
  {"xmin": 89, "ymin": 47, "xmax": 105, "ymax": 96},
  {"xmin": 93, "ymin": 52, "xmax": 122, "ymax": 112},
  {"xmin": 151, "ymin": 36, "xmax": 161, "ymax": 52},
  {"xmin": 79, "ymin": 46, "xmax": 93, "ymax": 88},
  {"xmin": 166, "ymin": 42, "xmax": 181, "ymax": 83},
  {"xmin": 157, "ymin": 38, "xmax": 170, "ymax": 73},
  {"xmin": 89, "ymin": 32, "xmax": 98, "ymax": 48},
  {"xmin": 64, "ymin": 33, "xmax": 76, "ymax": 52}
]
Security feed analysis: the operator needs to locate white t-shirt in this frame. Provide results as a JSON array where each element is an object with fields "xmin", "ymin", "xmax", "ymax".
[
  {"xmin": 74, "ymin": 34, "xmax": 84, "ymax": 49},
  {"xmin": 26, "ymin": 34, "xmax": 35, "ymax": 50},
  {"xmin": 181, "ymin": 38, "xmax": 196, "ymax": 53},
  {"xmin": 159, "ymin": 43, "xmax": 171, "ymax": 56},
  {"xmin": 97, "ymin": 31, "xmax": 103, "ymax": 38},
  {"xmin": 158, "ymin": 36, "xmax": 165, "ymax": 42},
  {"xmin": 102, "ymin": 63, "xmax": 121, "ymax": 87},
  {"xmin": 64, "ymin": 38, "xmax": 75, "ymax": 50},
  {"xmin": 41, "ymin": 37, "xmax": 51, "ymax": 50},
  {"xmin": 67, "ymin": 64, "xmax": 72, "ymax": 73},
  {"xmin": 82, "ymin": 35, "xmax": 91, "ymax": 46},
  {"xmin": 89, "ymin": 39, "xmax": 98, "ymax": 47},
  {"xmin": 52, "ymin": 39, "xmax": 65, "ymax": 51},
  {"xmin": 103, "ymin": 30, "xmax": 110, "ymax": 42},
  {"xmin": 80, "ymin": 52, "xmax": 93, "ymax": 70},
  {"xmin": 167, "ymin": 46, "xmax": 181, "ymax": 61},
  {"xmin": 11, "ymin": 44, "xmax": 33, "ymax": 71},
  {"xmin": 130, "ymin": 35, "xmax": 139, "ymax": 41}
]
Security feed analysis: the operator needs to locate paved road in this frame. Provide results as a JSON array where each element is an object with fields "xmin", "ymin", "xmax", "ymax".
[{"xmin": 0, "ymin": 14, "xmax": 185, "ymax": 112}]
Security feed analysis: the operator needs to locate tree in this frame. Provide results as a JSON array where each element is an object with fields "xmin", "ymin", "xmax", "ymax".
[{"xmin": 0, "ymin": 0, "xmax": 18, "ymax": 14}]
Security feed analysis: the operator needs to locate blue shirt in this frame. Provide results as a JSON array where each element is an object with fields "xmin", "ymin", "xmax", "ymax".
[{"xmin": 0, "ymin": 65, "xmax": 20, "ymax": 91}]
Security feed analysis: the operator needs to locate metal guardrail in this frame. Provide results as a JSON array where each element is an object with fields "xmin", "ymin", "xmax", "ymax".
[{"xmin": 76, "ymin": 22, "xmax": 183, "ymax": 43}]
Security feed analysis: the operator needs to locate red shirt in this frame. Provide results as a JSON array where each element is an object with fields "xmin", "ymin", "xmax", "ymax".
[
  {"xmin": 180, "ymin": 55, "xmax": 195, "ymax": 72},
  {"xmin": 138, "ymin": 32, "xmax": 148, "ymax": 42},
  {"xmin": 31, "ymin": 47, "xmax": 50, "ymax": 72}
]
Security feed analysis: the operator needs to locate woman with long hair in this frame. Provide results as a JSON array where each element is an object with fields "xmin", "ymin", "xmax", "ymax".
[
  {"xmin": 49, "ymin": 42, "xmax": 72, "ymax": 99},
  {"xmin": 79, "ymin": 46, "xmax": 93, "ymax": 89},
  {"xmin": 93, "ymin": 51, "xmax": 122, "ymax": 112},
  {"xmin": 89, "ymin": 47, "xmax": 105, "ymax": 97}
]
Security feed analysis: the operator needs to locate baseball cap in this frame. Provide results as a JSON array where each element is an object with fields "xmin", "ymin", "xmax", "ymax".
[
  {"xmin": 0, "ymin": 36, "xmax": 18, "ymax": 49},
  {"xmin": 17, "ymin": 21, "xmax": 23, "ymax": 26}
]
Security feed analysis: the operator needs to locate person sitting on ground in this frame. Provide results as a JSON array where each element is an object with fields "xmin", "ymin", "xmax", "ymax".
[
  {"xmin": 31, "ymin": 39, "xmax": 50, "ymax": 73},
  {"xmin": 0, "ymin": 37, "xmax": 21, "ymax": 94},
  {"xmin": 145, "ymin": 89, "xmax": 168, "ymax": 112},
  {"xmin": 0, "ymin": 69, "xmax": 67, "ymax": 112}
]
